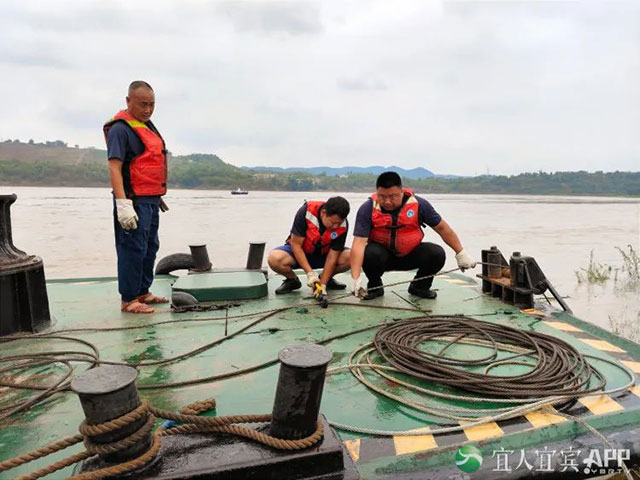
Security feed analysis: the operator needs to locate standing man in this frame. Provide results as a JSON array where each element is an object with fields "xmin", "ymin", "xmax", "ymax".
[
  {"xmin": 104, "ymin": 81, "xmax": 169, "ymax": 314},
  {"xmin": 268, "ymin": 196, "xmax": 351, "ymax": 296},
  {"xmin": 350, "ymin": 172, "xmax": 476, "ymax": 300}
]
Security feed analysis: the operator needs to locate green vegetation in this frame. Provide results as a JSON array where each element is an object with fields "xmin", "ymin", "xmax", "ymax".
[
  {"xmin": 1, "ymin": 139, "xmax": 639, "ymax": 195},
  {"xmin": 615, "ymin": 245, "xmax": 640, "ymax": 287},
  {"xmin": 575, "ymin": 246, "xmax": 640, "ymax": 285},
  {"xmin": 578, "ymin": 246, "xmax": 640, "ymax": 341},
  {"xmin": 416, "ymin": 170, "xmax": 640, "ymax": 196},
  {"xmin": 575, "ymin": 250, "xmax": 612, "ymax": 283}
]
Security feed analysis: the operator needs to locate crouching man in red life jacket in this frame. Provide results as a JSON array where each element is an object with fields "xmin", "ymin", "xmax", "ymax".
[
  {"xmin": 350, "ymin": 172, "xmax": 476, "ymax": 300},
  {"xmin": 268, "ymin": 196, "xmax": 351, "ymax": 295}
]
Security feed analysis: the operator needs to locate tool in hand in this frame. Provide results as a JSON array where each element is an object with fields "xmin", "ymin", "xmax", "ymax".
[{"xmin": 313, "ymin": 282, "xmax": 328, "ymax": 308}]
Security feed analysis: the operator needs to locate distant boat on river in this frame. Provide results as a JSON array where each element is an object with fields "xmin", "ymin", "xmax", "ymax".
[{"xmin": 231, "ymin": 188, "xmax": 249, "ymax": 195}]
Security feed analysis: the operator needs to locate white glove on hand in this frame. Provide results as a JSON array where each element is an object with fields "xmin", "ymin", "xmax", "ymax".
[
  {"xmin": 115, "ymin": 199, "xmax": 138, "ymax": 230},
  {"xmin": 306, "ymin": 271, "xmax": 320, "ymax": 289},
  {"xmin": 455, "ymin": 249, "xmax": 477, "ymax": 271},
  {"xmin": 351, "ymin": 275, "xmax": 363, "ymax": 297}
]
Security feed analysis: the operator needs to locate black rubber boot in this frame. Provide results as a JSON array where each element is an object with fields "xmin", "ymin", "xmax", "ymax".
[
  {"xmin": 326, "ymin": 277, "xmax": 347, "ymax": 290},
  {"xmin": 275, "ymin": 277, "xmax": 302, "ymax": 295},
  {"xmin": 408, "ymin": 283, "xmax": 437, "ymax": 299},
  {"xmin": 363, "ymin": 279, "xmax": 384, "ymax": 300}
]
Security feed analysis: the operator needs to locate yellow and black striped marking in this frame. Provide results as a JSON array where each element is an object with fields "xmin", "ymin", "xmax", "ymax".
[{"xmin": 342, "ymin": 307, "xmax": 640, "ymax": 465}]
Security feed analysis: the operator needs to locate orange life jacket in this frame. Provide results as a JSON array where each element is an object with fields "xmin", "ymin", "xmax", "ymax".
[
  {"xmin": 369, "ymin": 188, "xmax": 423, "ymax": 256},
  {"xmin": 288, "ymin": 201, "xmax": 347, "ymax": 255},
  {"xmin": 103, "ymin": 110, "xmax": 167, "ymax": 197}
]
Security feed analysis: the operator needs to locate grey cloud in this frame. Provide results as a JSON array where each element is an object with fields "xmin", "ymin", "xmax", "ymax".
[
  {"xmin": 0, "ymin": 52, "xmax": 69, "ymax": 68},
  {"xmin": 0, "ymin": 3, "xmax": 181, "ymax": 35},
  {"xmin": 216, "ymin": 1, "xmax": 323, "ymax": 35},
  {"xmin": 337, "ymin": 77, "xmax": 388, "ymax": 92},
  {"xmin": 0, "ymin": 1, "xmax": 638, "ymax": 176},
  {"xmin": 47, "ymin": 104, "xmax": 110, "ymax": 130},
  {"xmin": 175, "ymin": 124, "xmax": 285, "ymax": 150}
]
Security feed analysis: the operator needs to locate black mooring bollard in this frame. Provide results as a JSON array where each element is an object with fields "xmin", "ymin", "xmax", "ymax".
[
  {"xmin": 71, "ymin": 365, "xmax": 151, "ymax": 463},
  {"xmin": 189, "ymin": 244, "xmax": 212, "ymax": 271},
  {"xmin": 487, "ymin": 246, "xmax": 503, "ymax": 279},
  {"xmin": 246, "ymin": 242, "xmax": 266, "ymax": 270},
  {"xmin": 270, "ymin": 344, "xmax": 332, "ymax": 440},
  {"xmin": 0, "ymin": 194, "xmax": 51, "ymax": 335},
  {"xmin": 510, "ymin": 251, "xmax": 523, "ymax": 287}
]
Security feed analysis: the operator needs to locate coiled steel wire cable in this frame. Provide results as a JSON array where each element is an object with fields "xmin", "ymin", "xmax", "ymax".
[
  {"xmin": 327, "ymin": 315, "xmax": 635, "ymax": 440},
  {"xmin": 373, "ymin": 315, "xmax": 606, "ymax": 398}
]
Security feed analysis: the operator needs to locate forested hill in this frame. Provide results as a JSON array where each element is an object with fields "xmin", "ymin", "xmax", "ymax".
[{"xmin": 0, "ymin": 139, "xmax": 638, "ymax": 196}]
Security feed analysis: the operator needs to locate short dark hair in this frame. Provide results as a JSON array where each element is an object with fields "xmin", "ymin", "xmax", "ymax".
[
  {"xmin": 376, "ymin": 171, "xmax": 402, "ymax": 189},
  {"xmin": 128, "ymin": 80, "xmax": 153, "ymax": 94},
  {"xmin": 324, "ymin": 196, "xmax": 350, "ymax": 219}
]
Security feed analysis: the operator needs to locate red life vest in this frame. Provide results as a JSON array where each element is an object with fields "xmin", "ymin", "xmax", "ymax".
[
  {"xmin": 369, "ymin": 188, "xmax": 424, "ymax": 257},
  {"xmin": 103, "ymin": 110, "xmax": 167, "ymax": 197},
  {"xmin": 288, "ymin": 201, "xmax": 347, "ymax": 255}
]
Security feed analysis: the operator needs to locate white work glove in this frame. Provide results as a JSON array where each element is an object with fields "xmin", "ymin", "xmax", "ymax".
[
  {"xmin": 115, "ymin": 199, "xmax": 138, "ymax": 230},
  {"xmin": 455, "ymin": 249, "xmax": 477, "ymax": 271},
  {"xmin": 350, "ymin": 275, "xmax": 363, "ymax": 297},
  {"xmin": 306, "ymin": 271, "xmax": 320, "ymax": 289}
]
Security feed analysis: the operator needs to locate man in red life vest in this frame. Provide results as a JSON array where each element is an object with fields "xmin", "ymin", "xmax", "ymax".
[
  {"xmin": 268, "ymin": 196, "xmax": 351, "ymax": 295},
  {"xmin": 350, "ymin": 172, "xmax": 476, "ymax": 300},
  {"xmin": 104, "ymin": 81, "xmax": 169, "ymax": 314}
]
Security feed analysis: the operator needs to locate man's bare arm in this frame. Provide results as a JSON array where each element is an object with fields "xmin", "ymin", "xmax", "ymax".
[
  {"xmin": 289, "ymin": 235, "xmax": 313, "ymax": 273},
  {"xmin": 108, "ymin": 159, "xmax": 126, "ymax": 199},
  {"xmin": 350, "ymin": 236, "xmax": 368, "ymax": 279},
  {"xmin": 432, "ymin": 219, "xmax": 463, "ymax": 253},
  {"xmin": 320, "ymin": 249, "xmax": 340, "ymax": 285}
]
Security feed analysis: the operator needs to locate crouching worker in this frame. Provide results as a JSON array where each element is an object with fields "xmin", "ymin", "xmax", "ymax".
[
  {"xmin": 268, "ymin": 196, "xmax": 351, "ymax": 295},
  {"xmin": 350, "ymin": 171, "xmax": 476, "ymax": 300}
]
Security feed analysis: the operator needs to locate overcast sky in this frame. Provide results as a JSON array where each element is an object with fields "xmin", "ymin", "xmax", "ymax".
[{"xmin": 0, "ymin": 1, "xmax": 638, "ymax": 175}]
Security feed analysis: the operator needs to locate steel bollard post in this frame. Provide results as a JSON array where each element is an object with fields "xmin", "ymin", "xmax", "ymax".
[
  {"xmin": 71, "ymin": 365, "xmax": 151, "ymax": 463},
  {"xmin": 246, "ymin": 242, "xmax": 266, "ymax": 270},
  {"xmin": 270, "ymin": 344, "xmax": 332, "ymax": 440},
  {"xmin": 189, "ymin": 244, "xmax": 212, "ymax": 271}
]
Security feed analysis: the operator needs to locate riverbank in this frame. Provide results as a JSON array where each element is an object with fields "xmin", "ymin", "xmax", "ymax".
[{"xmin": 1, "ymin": 140, "xmax": 639, "ymax": 196}]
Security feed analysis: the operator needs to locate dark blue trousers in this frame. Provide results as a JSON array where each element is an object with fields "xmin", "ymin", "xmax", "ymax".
[{"xmin": 113, "ymin": 200, "xmax": 160, "ymax": 302}]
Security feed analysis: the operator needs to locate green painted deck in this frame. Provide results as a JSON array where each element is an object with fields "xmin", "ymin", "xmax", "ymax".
[
  {"xmin": 172, "ymin": 270, "xmax": 268, "ymax": 301},
  {"xmin": 1, "ymin": 271, "xmax": 640, "ymax": 479}
]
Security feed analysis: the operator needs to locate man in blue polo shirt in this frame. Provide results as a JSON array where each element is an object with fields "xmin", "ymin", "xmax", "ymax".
[
  {"xmin": 104, "ymin": 80, "xmax": 169, "ymax": 314},
  {"xmin": 350, "ymin": 172, "xmax": 476, "ymax": 300},
  {"xmin": 268, "ymin": 196, "xmax": 351, "ymax": 295}
]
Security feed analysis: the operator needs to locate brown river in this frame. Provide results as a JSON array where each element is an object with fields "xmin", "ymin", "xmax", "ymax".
[{"xmin": 4, "ymin": 187, "xmax": 639, "ymax": 337}]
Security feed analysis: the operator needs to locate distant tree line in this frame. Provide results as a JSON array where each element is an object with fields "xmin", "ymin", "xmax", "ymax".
[
  {"xmin": 0, "ymin": 140, "xmax": 638, "ymax": 196},
  {"xmin": 3, "ymin": 139, "xmax": 69, "ymax": 148},
  {"xmin": 412, "ymin": 171, "xmax": 640, "ymax": 196}
]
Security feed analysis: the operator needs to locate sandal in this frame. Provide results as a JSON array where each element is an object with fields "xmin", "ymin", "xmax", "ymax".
[
  {"xmin": 121, "ymin": 300, "xmax": 155, "ymax": 314},
  {"xmin": 137, "ymin": 293, "xmax": 169, "ymax": 304}
]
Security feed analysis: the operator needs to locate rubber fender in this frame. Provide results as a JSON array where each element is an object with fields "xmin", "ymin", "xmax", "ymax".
[
  {"xmin": 171, "ymin": 291, "xmax": 199, "ymax": 307},
  {"xmin": 155, "ymin": 253, "xmax": 195, "ymax": 275}
]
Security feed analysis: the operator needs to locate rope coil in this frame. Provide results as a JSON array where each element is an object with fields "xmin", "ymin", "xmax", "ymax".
[{"xmin": 1, "ymin": 397, "xmax": 324, "ymax": 480}]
